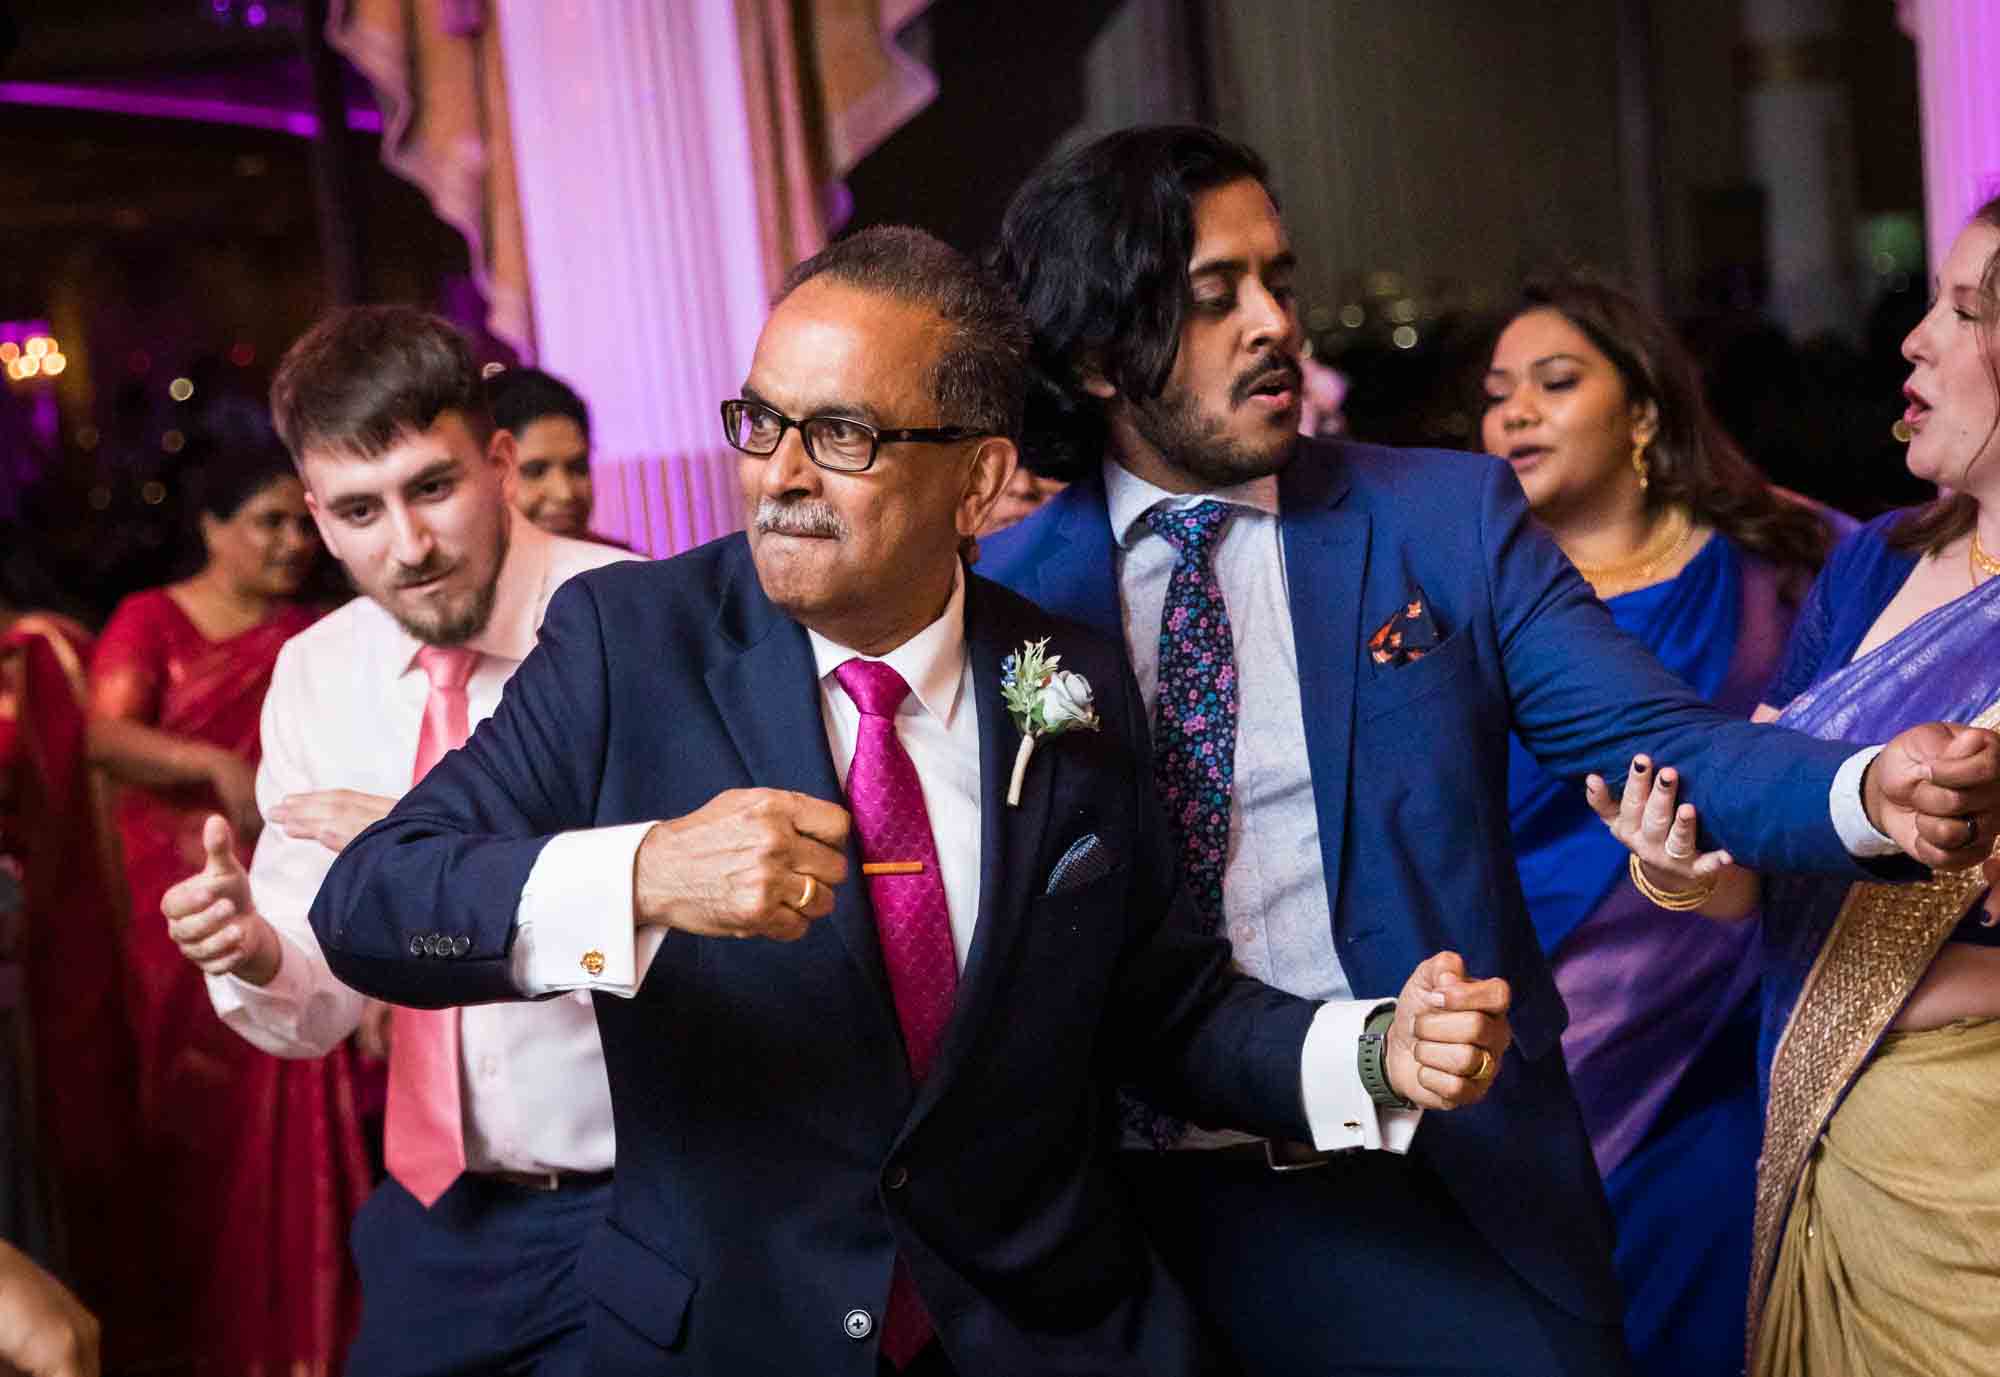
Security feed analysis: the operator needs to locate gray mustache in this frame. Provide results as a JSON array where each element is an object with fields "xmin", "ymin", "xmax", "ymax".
[{"xmin": 754, "ymin": 498, "xmax": 847, "ymax": 538}]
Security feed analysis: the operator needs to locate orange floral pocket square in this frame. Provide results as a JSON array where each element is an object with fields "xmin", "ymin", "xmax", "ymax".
[{"xmin": 1368, "ymin": 587, "xmax": 1443, "ymax": 666}]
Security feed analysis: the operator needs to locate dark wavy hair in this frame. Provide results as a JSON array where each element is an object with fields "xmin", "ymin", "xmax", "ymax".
[
  {"xmin": 989, "ymin": 125, "xmax": 1272, "ymax": 479},
  {"xmin": 485, "ymin": 365, "xmax": 590, "ymax": 442},
  {"xmin": 1888, "ymin": 194, "xmax": 2000, "ymax": 556},
  {"xmin": 1490, "ymin": 270, "xmax": 1834, "ymax": 575},
  {"xmin": 778, "ymin": 225, "xmax": 1029, "ymax": 439}
]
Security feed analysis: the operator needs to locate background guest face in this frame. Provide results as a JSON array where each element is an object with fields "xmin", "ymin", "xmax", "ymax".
[
  {"xmin": 299, "ymin": 411, "xmax": 513, "ymax": 646},
  {"xmin": 739, "ymin": 276, "xmax": 1010, "ymax": 647},
  {"xmin": 1480, "ymin": 308, "xmax": 1658, "ymax": 519},
  {"xmin": 1116, "ymin": 176, "xmax": 1304, "ymax": 490},
  {"xmin": 510, "ymin": 415, "xmax": 594, "ymax": 537},
  {"xmin": 1900, "ymin": 221, "xmax": 2000, "ymax": 499},
  {"xmin": 201, "ymin": 474, "xmax": 319, "ymax": 599}
]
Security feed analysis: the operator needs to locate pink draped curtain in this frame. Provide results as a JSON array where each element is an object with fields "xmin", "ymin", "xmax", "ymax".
[
  {"xmin": 334, "ymin": 0, "xmax": 938, "ymax": 557},
  {"xmin": 1900, "ymin": 0, "xmax": 2000, "ymax": 271}
]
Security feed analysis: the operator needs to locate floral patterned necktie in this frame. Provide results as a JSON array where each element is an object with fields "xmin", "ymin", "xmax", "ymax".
[
  {"xmin": 1126, "ymin": 499, "xmax": 1237, "ymax": 1150},
  {"xmin": 1145, "ymin": 500, "xmax": 1238, "ymax": 937}
]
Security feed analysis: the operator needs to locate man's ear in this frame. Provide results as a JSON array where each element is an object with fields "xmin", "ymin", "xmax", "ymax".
[
  {"xmin": 957, "ymin": 436, "xmax": 1020, "ymax": 538},
  {"xmin": 488, "ymin": 426, "xmax": 520, "ymax": 500}
]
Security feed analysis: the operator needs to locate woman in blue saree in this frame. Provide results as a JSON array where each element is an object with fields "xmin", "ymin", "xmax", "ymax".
[
  {"xmin": 1480, "ymin": 273, "xmax": 1843, "ymax": 1376},
  {"xmin": 1604, "ymin": 199, "xmax": 2000, "ymax": 1377}
]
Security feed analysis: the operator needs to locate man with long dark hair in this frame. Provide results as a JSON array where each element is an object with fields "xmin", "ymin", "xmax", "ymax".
[{"xmin": 978, "ymin": 125, "xmax": 2000, "ymax": 1375}]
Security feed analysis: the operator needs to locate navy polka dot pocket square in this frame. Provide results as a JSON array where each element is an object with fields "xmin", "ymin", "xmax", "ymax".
[
  {"xmin": 1367, "ymin": 584, "xmax": 1443, "ymax": 667},
  {"xmin": 1044, "ymin": 832, "xmax": 1116, "ymax": 896}
]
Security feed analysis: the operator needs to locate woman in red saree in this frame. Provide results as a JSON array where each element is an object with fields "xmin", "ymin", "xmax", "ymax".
[
  {"xmin": 0, "ymin": 601, "xmax": 149, "ymax": 1364},
  {"xmin": 89, "ymin": 448, "xmax": 373, "ymax": 1376}
]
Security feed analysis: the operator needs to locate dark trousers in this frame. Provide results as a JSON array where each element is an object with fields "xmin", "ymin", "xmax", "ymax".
[
  {"xmin": 344, "ymin": 1174, "xmax": 611, "ymax": 1377},
  {"xmin": 1119, "ymin": 1149, "xmax": 1633, "ymax": 1377}
]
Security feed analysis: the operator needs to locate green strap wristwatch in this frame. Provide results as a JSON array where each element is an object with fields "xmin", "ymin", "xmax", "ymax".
[{"xmin": 1356, "ymin": 1000, "xmax": 1414, "ymax": 1110}]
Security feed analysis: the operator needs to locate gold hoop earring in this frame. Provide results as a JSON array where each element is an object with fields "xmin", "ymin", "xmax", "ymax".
[{"xmin": 1631, "ymin": 437, "xmax": 1651, "ymax": 491}]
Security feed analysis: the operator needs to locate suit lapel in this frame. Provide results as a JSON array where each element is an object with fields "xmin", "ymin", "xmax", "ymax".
[
  {"xmin": 1279, "ymin": 445, "xmax": 1369, "ymax": 924},
  {"xmin": 1031, "ymin": 477, "xmax": 1124, "ymax": 641},
  {"xmin": 702, "ymin": 554, "xmax": 902, "ymax": 1046},
  {"xmin": 900, "ymin": 577, "xmax": 1056, "ymax": 1132}
]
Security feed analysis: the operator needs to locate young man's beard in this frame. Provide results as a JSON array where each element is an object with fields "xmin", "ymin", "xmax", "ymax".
[
  {"xmin": 1130, "ymin": 381, "xmax": 1296, "ymax": 489},
  {"xmin": 384, "ymin": 515, "xmax": 510, "ymax": 647}
]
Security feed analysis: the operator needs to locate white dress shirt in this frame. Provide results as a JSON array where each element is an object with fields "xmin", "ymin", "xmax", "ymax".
[
  {"xmin": 208, "ymin": 514, "xmax": 637, "ymax": 1175},
  {"xmin": 510, "ymin": 561, "xmax": 1372, "ymax": 1151},
  {"xmin": 1104, "ymin": 459, "xmax": 1420, "ymax": 1154}
]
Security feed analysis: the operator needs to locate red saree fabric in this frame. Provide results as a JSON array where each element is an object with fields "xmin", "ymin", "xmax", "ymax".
[
  {"xmin": 93, "ymin": 589, "xmax": 371, "ymax": 1376},
  {"xmin": 0, "ymin": 614, "xmax": 153, "ymax": 1368}
]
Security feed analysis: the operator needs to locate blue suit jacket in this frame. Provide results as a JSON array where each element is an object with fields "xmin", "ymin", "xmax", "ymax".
[
  {"xmin": 311, "ymin": 536, "xmax": 1321, "ymax": 1376},
  {"xmin": 978, "ymin": 439, "xmax": 1880, "ymax": 1323}
]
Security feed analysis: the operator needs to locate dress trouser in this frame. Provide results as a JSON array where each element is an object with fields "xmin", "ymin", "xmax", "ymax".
[
  {"xmin": 1117, "ymin": 1148, "xmax": 1633, "ymax": 1377},
  {"xmin": 345, "ymin": 1173, "xmax": 611, "ymax": 1377}
]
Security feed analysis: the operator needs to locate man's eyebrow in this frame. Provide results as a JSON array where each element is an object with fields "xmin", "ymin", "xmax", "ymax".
[
  {"xmin": 737, "ymin": 382, "xmax": 886, "ymax": 426},
  {"xmin": 1190, "ymin": 251, "xmax": 1296, "ymax": 280},
  {"xmin": 401, "ymin": 457, "xmax": 461, "ymax": 492}
]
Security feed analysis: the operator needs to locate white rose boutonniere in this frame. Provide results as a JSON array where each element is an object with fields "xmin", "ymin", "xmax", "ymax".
[{"xmin": 1000, "ymin": 639, "xmax": 1101, "ymax": 806}]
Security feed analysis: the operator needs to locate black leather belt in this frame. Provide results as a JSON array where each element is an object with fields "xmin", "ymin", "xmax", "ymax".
[
  {"xmin": 478, "ymin": 1168, "xmax": 614, "ymax": 1192},
  {"xmin": 1145, "ymin": 1140, "xmax": 1337, "ymax": 1172}
]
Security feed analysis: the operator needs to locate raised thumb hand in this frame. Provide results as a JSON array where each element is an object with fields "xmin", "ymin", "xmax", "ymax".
[{"xmin": 201, "ymin": 813, "xmax": 241, "ymax": 874}]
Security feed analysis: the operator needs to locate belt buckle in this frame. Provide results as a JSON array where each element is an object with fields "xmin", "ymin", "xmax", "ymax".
[{"xmin": 1262, "ymin": 1139, "xmax": 1332, "ymax": 1173}]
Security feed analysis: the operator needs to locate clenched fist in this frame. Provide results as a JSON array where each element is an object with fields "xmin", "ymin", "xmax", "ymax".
[
  {"xmin": 1386, "ymin": 951, "xmax": 1512, "ymax": 1110},
  {"xmin": 635, "ymin": 789, "xmax": 851, "ymax": 942}
]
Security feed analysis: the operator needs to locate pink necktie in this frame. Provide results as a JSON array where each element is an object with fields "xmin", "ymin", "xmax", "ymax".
[
  {"xmin": 384, "ymin": 644, "xmax": 479, "ymax": 1208},
  {"xmin": 835, "ymin": 658, "xmax": 957, "ymax": 1369}
]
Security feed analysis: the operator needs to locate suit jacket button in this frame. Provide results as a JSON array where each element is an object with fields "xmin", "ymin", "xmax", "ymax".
[
  {"xmin": 884, "ymin": 1165, "xmax": 909, "ymax": 1191},
  {"xmin": 426, "ymin": 934, "xmax": 445, "ymax": 956},
  {"xmin": 408, "ymin": 935, "xmax": 426, "ymax": 957},
  {"xmin": 843, "ymin": 1308, "xmax": 873, "ymax": 1340},
  {"xmin": 450, "ymin": 935, "xmax": 471, "ymax": 957}
]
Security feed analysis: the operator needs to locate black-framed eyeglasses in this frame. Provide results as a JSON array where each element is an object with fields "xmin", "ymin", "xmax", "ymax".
[{"xmin": 720, "ymin": 398, "xmax": 984, "ymax": 474}]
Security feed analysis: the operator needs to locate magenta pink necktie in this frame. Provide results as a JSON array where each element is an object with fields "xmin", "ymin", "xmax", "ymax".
[
  {"xmin": 835, "ymin": 657, "xmax": 957, "ymax": 1369},
  {"xmin": 384, "ymin": 644, "xmax": 479, "ymax": 1208}
]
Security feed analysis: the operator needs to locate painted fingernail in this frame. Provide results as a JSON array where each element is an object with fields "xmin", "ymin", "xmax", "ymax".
[
  {"xmin": 1660, "ymin": 770, "xmax": 1675, "ymax": 786},
  {"xmin": 1633, "ymin": 760, "xmax": 1649, "ymax": 774}
]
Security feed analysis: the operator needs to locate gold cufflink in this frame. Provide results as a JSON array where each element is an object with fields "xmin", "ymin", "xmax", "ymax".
[{"xmin": 580, "ymin": 950, "xmax": 606, "ymax": 976}]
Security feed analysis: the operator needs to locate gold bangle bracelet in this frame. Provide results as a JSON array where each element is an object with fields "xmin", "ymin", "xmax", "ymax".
[{"xmin": 1627, "ymin": 853, "xmax": 1717, "ymax": 911}]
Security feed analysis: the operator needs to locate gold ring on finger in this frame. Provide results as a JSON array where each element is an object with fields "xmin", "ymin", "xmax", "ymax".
[
  {"xmin": 795, "ymin": 875, "xmax": 818, "ymax": 911},
  {"xmin": 1470, "ymin": 1047, "xmax": 1495, "ymax": 1083}
]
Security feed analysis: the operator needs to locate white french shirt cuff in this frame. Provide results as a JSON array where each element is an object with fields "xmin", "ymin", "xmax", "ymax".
[
  {"xmin": 1300, "ymin": 998, "xmax": 1422, "ymax": 1153},
  {"xmin": 510, "ymin": 822, "xmax": 658, "ymax": 997},
  {"xmin": 1831, "ymin": 745, "xmax": 1900, "ymax": 858}
]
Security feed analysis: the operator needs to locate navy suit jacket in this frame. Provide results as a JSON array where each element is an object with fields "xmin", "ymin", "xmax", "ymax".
[
  {"xmin": 311, "ymin": 536, "xmax": 1321, "ymax": 1376},
  {"xmin": 978, "ymin": 439, "xmax": 1884, "ymax": 1324}
]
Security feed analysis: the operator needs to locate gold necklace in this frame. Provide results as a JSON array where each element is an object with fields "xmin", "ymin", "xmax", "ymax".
[
  {"xmin": 1573, "ymin": 506, "xmax": 1696, "ymax": 599},
  {"xmin": 1970, "ymin": 530, "xmax": 2000, "ymax": 585}
]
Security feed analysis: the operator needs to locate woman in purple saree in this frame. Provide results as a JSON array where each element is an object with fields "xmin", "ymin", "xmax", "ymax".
[
  {"xmin": 1605, "ymin": 200, "xmax": 2000, "ymax": 1377},
  {"xmin": 1481, "ymin": 272, "xmax": 1843, "ymax": 1377}
]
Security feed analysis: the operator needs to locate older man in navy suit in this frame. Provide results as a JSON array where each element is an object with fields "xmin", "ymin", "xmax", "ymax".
[
  {"xmin": 309, "ymin": 226, "xmax": 1515, "ymax": 1376},
  {"xmin": 977, "ymin": 126, "xmax": 2000, "ymax": 1375}
]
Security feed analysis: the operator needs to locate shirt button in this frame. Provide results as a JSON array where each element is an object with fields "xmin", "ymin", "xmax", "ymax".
[
  {"xmin": 843, "ymin": 1308, "xmax": 873, "ymax": 1340},
  {"xmin": 884, "ymin": 1165, "xmax": 909, "ymax": 1191}
]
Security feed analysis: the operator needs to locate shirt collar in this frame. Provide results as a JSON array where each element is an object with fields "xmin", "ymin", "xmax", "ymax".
[
  {"xmin": 394, "ymin": 510, "xmax": 552, "ymax": 676},
  {"xmin": 1101, "ymin": 457, "xmax": 1280, "ymax": 551},
  {"xmin": 806, "ymin": 562, "xmax": 967, "ymax": 728}
]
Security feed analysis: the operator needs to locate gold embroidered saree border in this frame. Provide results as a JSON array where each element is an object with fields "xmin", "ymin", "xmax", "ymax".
[{"xmin": 1746, "ymin": 703, "xmax": 2000, "ymax": 1371}]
